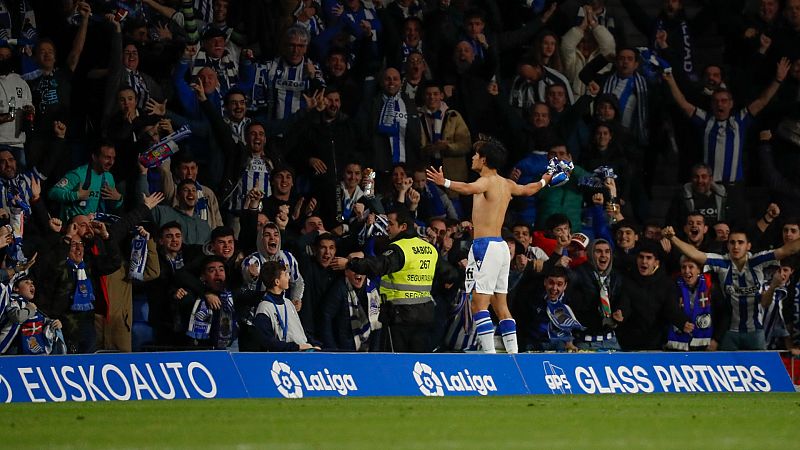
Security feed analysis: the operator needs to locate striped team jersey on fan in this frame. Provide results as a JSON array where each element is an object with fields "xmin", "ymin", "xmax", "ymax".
[
  {"xmin": 0, "ymin": 168, "xmax": 43, "ymax": 213},
  {"xmin": 242, "ymin": 250, "xmax": 303, "ymax": 295},
  {"xmin": 251, "ymin": 57, "xmax": 324, "ymax": 120},
  {"xmin": 226, "ymin": 156, "xmax": 273, "ymax": 212},
  {"xmin": 690, "ymin": 107, "xmax": 752, "ymax": 183},
  {"xmin": 704, "ymin": 250, "xmax": 778, "ymax": 333}
]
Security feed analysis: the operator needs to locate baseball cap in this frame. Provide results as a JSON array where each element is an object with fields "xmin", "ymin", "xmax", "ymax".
[{"xmin": 569, "ymin": 233, "xmax": 589, "ymax": 250}]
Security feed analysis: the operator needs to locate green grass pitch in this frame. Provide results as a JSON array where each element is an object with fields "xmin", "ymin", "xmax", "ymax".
[{"xmin": 2, "ymin": 394, "xmax": 799, "ymax": 449}]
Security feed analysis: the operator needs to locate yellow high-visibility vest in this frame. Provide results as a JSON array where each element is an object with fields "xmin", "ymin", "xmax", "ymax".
[{"xmin": 380, "ymin": 237, "xmax": 437, "ymax": 305}]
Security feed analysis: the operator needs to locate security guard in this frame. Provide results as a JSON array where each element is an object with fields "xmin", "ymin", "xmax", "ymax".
[{"xmin": 346, "ymin": 207, "xmax": 448, "ymax": 352}]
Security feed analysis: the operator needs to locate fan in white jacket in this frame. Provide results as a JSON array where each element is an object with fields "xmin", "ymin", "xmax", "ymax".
[{"xmin": 560, "ymin": 13, "xmax": 616, "ymax": 96}]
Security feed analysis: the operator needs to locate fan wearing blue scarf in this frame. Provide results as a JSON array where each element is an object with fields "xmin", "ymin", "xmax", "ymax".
[
  {"xmin": 530, "ymin": 267, "xmax": 585, "ymax": 352},
  {"xmin": 666, "ymin": 257, "xmax": 714, "ymax": 351},
  {"xmin": 0, "ymin": 276, "xmax": 65, "ymax": 355},
  {"xmin": 186, "ymin": 256, "xmax": 237, "ymax": 349}
]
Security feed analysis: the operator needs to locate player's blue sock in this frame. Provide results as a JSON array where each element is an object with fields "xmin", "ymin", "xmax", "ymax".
[
  {"xmin": 498, "ymin": 319, "xmax": 518, "ymax": 354},
  {"xmin": 473, "ymin": 310, "xmax": 496, "ymax": 353}
]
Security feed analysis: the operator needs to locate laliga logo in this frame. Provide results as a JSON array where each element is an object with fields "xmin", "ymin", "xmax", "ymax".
[
  {"xmin": 271, "ymin": 361, "xmax": 303, "ymax": 399},
  {"xmin": 413, "ymin": 362, "xmax": 444, "ymax": 397},
  {"xmin": 413, "ymin": 362, "xmax": 497, "ymax": 396},
  {"xmin": 543, "ymin": 361, "xmax": 572, "ymax": 394},
  {"xmin": 270, "ymin": 361, "xmax": 358, "ymax": 398}
]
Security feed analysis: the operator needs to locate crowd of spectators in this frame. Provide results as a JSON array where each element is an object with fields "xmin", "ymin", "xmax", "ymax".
[{"xmin": 0, "ymin": 0, "xmax": 799, "ymax": 355}]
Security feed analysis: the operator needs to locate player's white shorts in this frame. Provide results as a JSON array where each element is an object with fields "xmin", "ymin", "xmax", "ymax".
[{"xmin": 465, "ymin": 237, "xmax": 511, "ymax": 295}]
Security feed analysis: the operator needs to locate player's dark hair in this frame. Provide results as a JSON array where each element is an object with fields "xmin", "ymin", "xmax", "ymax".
[{"xmin": 475, "ymin": 141, "xmax": 507, "ymax": 170}]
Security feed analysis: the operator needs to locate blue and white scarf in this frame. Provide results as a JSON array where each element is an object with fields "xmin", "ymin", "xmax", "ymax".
[
  {"xmin": 667, "ymin": 275, "xmax": 712, "ymax": 350},
  {"xmin": 443, "ymin": 289, "xmax": 475, "ymax": 351},
  {"xmin": 6, "ymin": 207, "xmax": 25, "ymax": 263},
  {"xmin": 377, "ymin": 93, "xmax": 407, "ymax": 164},
  {"xmin": 167, "ymin": 252, "xmax": 184, "ymax": 271},
  {"xmin": 422, "ymin": 107, "xmax": 444, "ymax": 144},
  {"xmin": 195, "ymin": 0, "xmax": 214, "ymax": 25},
  {"xmin": 347, "ymin": 280, "xmax": 370, "ymax": 351},
  {"xmin": 1, "ymin": 170, "xmax": 38, "ymax": 214},
  {"xmin": 187, "ymin": 295, "xmax": 212, "ymax": 340},
  {"xmin": 603, "ymin": 72, "xmax": 649, "ymax": 144},
  {"xmin": 192, "ymin": 48, "xmax": 237, "ymax": 94},
  {"xmin": 214, "ymin": 290, "xmax": 236, "ymax": 349},
  {"xmin": 637, "ymin": 47, "xmax": 671, "ymax": 82},
  {"xmin": 128, "ymin": 234, "xmax": 148, "ymax": 281},
  {"xmin": 546, "ymin": 293, "xmax": 585, "ymax": 342},
  {"xmin": 194, "ymin": 182, "xmax": 209, "ymax": 221},
  {"xmin": 654, "ymin": 18, "xmax": 695, "ymax": 82},
  {"xmin": 127, "ymin": 69, "xmax": 149, "ymax": 110},
  {"xmin": 357, "ymin": 213, "xmax": 389, "ymax": 246},
  {"xmin": 67, "ymin": 258, "xmax": 94, "ymax": 312}
]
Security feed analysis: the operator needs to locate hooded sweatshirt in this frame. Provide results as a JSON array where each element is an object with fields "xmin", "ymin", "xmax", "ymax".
[{"xmin": 567, "ymin": 238, "xmax": 630, "ymax": 337}]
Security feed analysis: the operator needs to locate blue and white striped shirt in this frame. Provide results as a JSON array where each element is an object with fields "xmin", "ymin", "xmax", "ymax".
[
  {"xmin": 226, "ymin": 155, "xmax": 272, "ymax": 213},
  {"xmin": 241, "ymin": 249, "xmax": 304, "ymax": 300},
  {"xmin": 691, "ymin": 107, "xmax": 752, "ymax": 183},
  {"xmin": 0, "ymin": 168, "xmax": 43, "ymax": 214},
  {"xmin": 704, "ymin": 250, "xmax": 778, "ymax": 333},
  {"xmin": 250, "ymin": 57, "xmax": 325, "ymax": 120}
]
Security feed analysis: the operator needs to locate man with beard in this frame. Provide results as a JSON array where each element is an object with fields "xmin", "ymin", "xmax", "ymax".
[
  {"xmin": 665, "ymin": 163, "xmax": 729, "ymax": 228},
  {"xmin": 221, "ymin": 88, "xmax": 249, "ymax": 144},
  {"xmin": 321, "ymin": 251, "xmax": 382, "ymax": 351},
  {"xmin": 617, "ymin": 240, "xmax": 691, "ymax": 351},
  {"xmin": 39, "ymin": 214, "xmax": 122, "ymax": 353},
  {"xmin": 241, "ymin": 222, "xmax": 304, "ymax": 311},
  {"xmin": 568, "ymin": 238, "xmax": 629, "ymax": 350},
  {"xmin": 149, "ymin": 179, "xmax": 211, "ymax": 245},
  {"xmin": 49, "ymin": 141, "xmax": 124, "ymax": 221},
  {"xmin": 663, "ymin": 225, "xmax": 800, "ymax": 350}
]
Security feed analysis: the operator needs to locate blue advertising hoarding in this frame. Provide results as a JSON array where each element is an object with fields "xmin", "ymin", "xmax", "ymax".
[
  {"xmin": 0, "ymin": 351, "xmax": 793, "ymax": 402},
  {"xmin": 515, "ymin": 352, "xmax": 795, "ymax": 394},
  {"xmin": 0, "ymin": 351, "xmax": 246, "ymax": 403},
  {"xmin": 232, "ymin": 352, "xmax": 528, "ymax": 398}
]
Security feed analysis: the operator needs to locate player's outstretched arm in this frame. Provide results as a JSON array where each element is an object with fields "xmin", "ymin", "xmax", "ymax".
[
  {"xmin": 426, "ymin": 166, "xmax": 489, "ymax": 195},
  {"xmin": 510, "ymin": 173, "xmax": 553, "ymax": 197},
  {"xmin": 662, "ymin": 226, "xmax": 708, "ymax": 265},
  {"xmin": 775, "ymin": 234, "xmax": 800, "ymax": 260}
]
